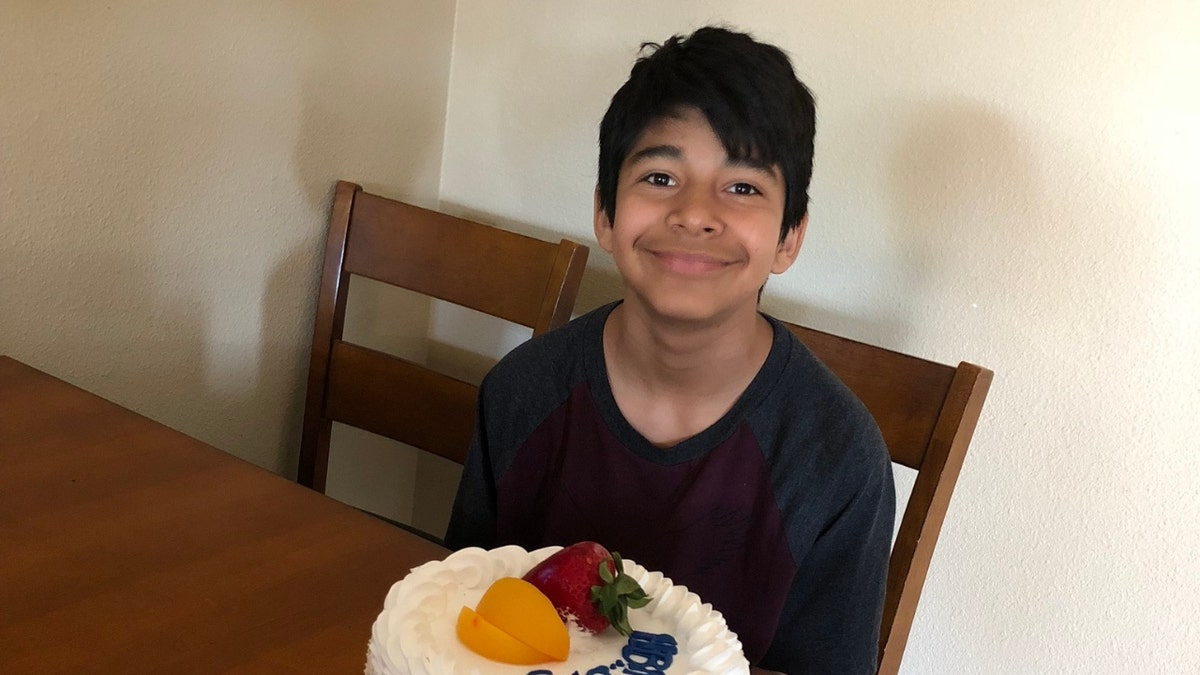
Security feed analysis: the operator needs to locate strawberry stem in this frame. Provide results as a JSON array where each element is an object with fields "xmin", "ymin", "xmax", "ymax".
[{"xmin": 589, "ymin": 552, "xmax": 651, "ymax": 636}]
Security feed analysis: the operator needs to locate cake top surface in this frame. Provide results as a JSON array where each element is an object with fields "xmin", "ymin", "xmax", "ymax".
[{"xmin": 368, "ymin": 545, "xmax": 750, "ymax": 675}]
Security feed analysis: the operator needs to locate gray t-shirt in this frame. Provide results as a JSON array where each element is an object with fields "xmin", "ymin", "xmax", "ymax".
[{"xmin": 446, "ymin": 302, "xmax": 894, "ymax": 673}]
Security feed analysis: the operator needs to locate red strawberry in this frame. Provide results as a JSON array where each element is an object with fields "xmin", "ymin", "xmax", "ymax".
[{"xmin": 522, "ymin": 541, "xmax": 650, "ymax": 636}]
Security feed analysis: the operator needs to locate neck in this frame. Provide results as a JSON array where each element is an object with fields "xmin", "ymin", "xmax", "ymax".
[{"xmin": 604, "ymin": 300, "xmax": 772, "ymax": 397}]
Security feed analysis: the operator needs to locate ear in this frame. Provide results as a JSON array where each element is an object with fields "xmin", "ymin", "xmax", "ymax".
[
  {"xmin": 593, "ymin": 188, "xmax": 615, "ymax": 253},
  {"xmin": 771, "ymin": 213, "xmax": 808, "ymax": 274}
]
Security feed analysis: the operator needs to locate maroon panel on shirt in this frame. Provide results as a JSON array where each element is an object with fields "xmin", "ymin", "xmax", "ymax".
[{"xmin": 496, "ymin": 381, "xmax": 796, "ymax": 664}]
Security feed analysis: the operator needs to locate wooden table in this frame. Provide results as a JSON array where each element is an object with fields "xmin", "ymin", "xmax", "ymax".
[{"xmin": 0, "ymin": 356, "xmax": 449, "ymax": 673}]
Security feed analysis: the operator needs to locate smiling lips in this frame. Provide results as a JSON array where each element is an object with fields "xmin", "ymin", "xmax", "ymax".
[{"xmin": 649, "ymin": 249, "xmax": 735, "ymax": 275}]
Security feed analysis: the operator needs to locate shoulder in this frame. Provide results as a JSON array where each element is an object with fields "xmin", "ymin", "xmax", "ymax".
[
  {"xmin": 758, "ymin": 316, "xmax": 880, "ymax": 436},
  {"xmin": 750, "ymin": 315, "xmax": 891, "ymax": 484},
  {"xmin": 476, "ymin": 301, "xmax": 613, "ymax": 421}
]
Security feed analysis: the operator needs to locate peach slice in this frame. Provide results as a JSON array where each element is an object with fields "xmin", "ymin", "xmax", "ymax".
[
  {"xmin": 456, "ymin": 606, "xmax": 556, "ymax": 665},
  {"xmin": 475, "ymin": 577, "xmax": 569, "ymax": 661},
  {"xmin": 454, "ymin": 576, "xmax": 571, "ymax": 664}
]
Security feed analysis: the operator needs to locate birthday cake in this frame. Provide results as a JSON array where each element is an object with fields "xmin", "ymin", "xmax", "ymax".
[{"xmin": 365, "ymin": 544, "xmax": 749, "ymax": 675}]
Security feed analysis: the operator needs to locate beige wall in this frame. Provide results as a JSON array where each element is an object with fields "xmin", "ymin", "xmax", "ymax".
[
  {"xmin": 438, "ymin": 1, "xmax": 1199, "ymax": 673},
  {"xmin": 4, "ymin": 1, "xmax": 1198, "ymax": 672},
  {"xmin": 0, "ymin": 1, "xmax": 456, "ymax": 479}
]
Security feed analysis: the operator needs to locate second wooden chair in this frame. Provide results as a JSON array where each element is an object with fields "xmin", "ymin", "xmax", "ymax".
[{"xmin": 782, "ymin": 321, "xmax": 992, "ymax": 674}]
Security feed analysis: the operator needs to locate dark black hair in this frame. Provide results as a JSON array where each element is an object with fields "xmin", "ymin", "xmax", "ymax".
[{"xmin": 597, "ymin": 26, "xmax": 816, "ymax": 240}]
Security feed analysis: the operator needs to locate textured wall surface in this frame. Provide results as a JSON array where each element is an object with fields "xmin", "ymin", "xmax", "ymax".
[
  {"xmin": 438, "ymin": 1, "xmax": 1199, "ymax": 673},
  {"xmin": 0, "ymin": 2, "xmax": 456, "ymax": 476}
]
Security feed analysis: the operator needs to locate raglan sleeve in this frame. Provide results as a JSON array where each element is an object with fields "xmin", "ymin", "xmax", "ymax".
[
  {"xmin": 760, "ymin": 424, "xmax": 895, "ymax": 674},
  {"xmin": 443, "ymin": 371, "xmax": 501, "ymax": 550}
]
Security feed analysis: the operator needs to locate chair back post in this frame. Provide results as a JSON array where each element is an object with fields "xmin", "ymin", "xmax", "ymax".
[
  {"xmin": 876, "ymin": 362, "xmax": 992, "ymax": 675},
  {"xmin": 298, "ymin": 180, "xmax": 358, "ymax": 490},
  {"xmin": 534, "ymin": 243, "xmax": 589, "ymax": 336}
]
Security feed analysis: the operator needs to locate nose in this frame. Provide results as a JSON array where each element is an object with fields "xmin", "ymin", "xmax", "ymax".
[{"xmin": 668, "ymin": 186, "xmax": 721, "ymax": 235}]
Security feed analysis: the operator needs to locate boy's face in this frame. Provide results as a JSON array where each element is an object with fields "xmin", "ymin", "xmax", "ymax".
[{"xmin": 594, "ymin": 107, "xmax": 805, "ymax": 326}]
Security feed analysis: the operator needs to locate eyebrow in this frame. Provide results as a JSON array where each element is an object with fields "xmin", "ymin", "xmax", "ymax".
[
  {"xmin": 626, "ymin": 144, "xmax": 681, "ymax": 164},
  {"xmin": 625, "ymin": 144, "xmax": 778, "ymax": 178}
]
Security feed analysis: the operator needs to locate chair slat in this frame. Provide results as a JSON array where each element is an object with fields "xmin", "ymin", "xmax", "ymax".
[
  {"xmin": 325, "ymin": 341, "xmax": 476, "ymax": 466},
  {"xmin": 344, "ymin": 193, "xmax": 563, "ymax": 329}
]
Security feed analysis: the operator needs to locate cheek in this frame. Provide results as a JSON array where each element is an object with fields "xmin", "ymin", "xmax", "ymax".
[
  {"xmin": 604, "ymin": 228, "xmax": 639, "ymax": 264},
  {"xmin": 749, "ymin": 231, "xmax": 781, "ymax": 258},
  {"xmin": 610, "ymin": 206, "xmax": 653, "ymax": 245},
  {"xmin": 613, "ymin": 199, "xmax": 649, "ymax": 227}
]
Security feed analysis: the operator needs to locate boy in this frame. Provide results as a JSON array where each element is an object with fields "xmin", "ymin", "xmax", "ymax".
[{"xmin": 446, "ymin": 26, "xmax": 894, "ymax": 674}]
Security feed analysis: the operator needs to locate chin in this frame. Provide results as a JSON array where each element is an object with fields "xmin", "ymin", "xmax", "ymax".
[{"xmin": 634, "ymin": 293, "xmax": 740, "ymax": 327}]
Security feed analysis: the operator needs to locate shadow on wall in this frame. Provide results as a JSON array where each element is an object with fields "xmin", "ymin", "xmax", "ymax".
[
  {"xmin": 884, "ymin": 98, "xmax": 1037, "ymax": 314},
  {"xmin": 761, "ymin": 293, "xmax": 907, "ymax": 349},
  {"xmin": 8, "ymin": 241, "xmax": 210, "ymax": 438},
  {"xmin": 574, "ymin": 264, "xmax": 625, "ymax": 316},
  {"xmin": 289, "ymin": 18, "xmax": 443, "ymax": 215},
  {"xmin": 261, "ymin": 241, "xmax": 327, "ymax": 477},
  {"xmin": 869, "ymin": 97, "xmax": 1164, "ymax": 670},
  {"xmin": 878, "ymin": 98, "xmax": 1041, "ymax": 670},
  {"xmin": 277, "ymin": 3, "xmax": 451, "ymax": 507}
]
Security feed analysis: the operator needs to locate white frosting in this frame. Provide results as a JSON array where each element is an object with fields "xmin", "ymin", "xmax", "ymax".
[{"xmin": 366, "ymin": 545, "xmax": 749, "ymax": 675}]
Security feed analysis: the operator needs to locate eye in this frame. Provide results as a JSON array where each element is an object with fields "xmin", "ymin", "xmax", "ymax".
[
  {"xmin": 728, "ymin": 183, "xmax": 761, "ymax": 196},
  {"xmin": 642, "ymin": 172, "xmax": 676, "ymax": 187}
]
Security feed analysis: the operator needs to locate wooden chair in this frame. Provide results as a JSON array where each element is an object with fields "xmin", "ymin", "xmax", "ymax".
[
  {"xmin": 297, "ymin": 181, "xmax": 589, "ymax": 520},
  {"xmin": 782, "ymin": 321, "xmax": 992, "ymax": 675}
]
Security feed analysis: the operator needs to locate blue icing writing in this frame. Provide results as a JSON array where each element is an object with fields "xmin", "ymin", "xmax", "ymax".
[
  {"xmin": 524, "ymin": 633, "xmax": 678, "ymax": 675},
  {"xmin": 620, "ymin": 632, "xmax": 678, "ymax": 674}
]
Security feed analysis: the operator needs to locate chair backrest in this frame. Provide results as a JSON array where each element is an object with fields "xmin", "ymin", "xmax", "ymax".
[
  {"xmin": 782, "ymin": 321, "xmax": 992, "ymax": 675},
  {"xmin": 297, "ymin": 181, "xmax": 589, "ymax": 497}
]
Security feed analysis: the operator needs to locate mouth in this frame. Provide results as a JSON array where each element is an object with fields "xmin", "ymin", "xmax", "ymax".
[{"xmin": 647, "ymin": 249, "xmax": 735, "ymax": 276}]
